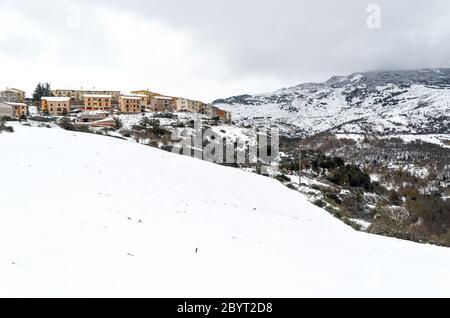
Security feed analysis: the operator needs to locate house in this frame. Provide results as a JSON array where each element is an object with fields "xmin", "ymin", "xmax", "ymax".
[
  {"xmin": 0, "ymin": 101, "xmax": 27, "ymax": 118},
  {"xmin": 151, "ymin": 96, "xmax": 175, "ymax": 112},
  {"xmin": 83, "ymin": 95, "xmax": 112, "ymax": 112},
  {"xmin": 8, "ymin": 102, "xmax": 28, "ymax": 118},
  {"xmin": 53, "ymin": 89, "xmax": 120, "ymax": 105},
  {"xmin": 0, "ymin": 88, "xmax": 26, "ymax": 103},
  {"xmin": 78, "ymin": 111, "xmax": 109, "ymax": 123},
  {"xmin": 119, "ymin": 94, "xmax": 148, "ymax": 113},
  {"xmin": 0, "ymin": 102, "xmax": 14, "ymax": 118},
  {"xmin": 41, "ymin": 97, "xmax": 71, "ymax": 116},
  {"xmin": 89, "ymin": 118, "xmax": 117, "ymax": 129}
]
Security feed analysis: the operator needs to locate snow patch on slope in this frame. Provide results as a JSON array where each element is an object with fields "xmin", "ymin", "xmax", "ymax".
[{"xmin": 1, "ymin": 123, "xmax": 450, "ymax": 297}]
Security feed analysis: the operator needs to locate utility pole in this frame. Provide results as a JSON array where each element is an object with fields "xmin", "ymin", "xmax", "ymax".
[{"xmin": 299, "ymin": 145, "xmax": 303, "ymax": 187}]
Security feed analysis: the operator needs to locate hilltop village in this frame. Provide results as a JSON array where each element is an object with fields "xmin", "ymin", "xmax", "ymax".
[{"xmin": 0, "ymin": 87, "xmax": 231, "ymax": 127}]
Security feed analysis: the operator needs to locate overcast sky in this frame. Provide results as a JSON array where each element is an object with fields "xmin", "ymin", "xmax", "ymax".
[{"xmin": 1, "ymin": 0, "xmax": 450, "ymax": 101}]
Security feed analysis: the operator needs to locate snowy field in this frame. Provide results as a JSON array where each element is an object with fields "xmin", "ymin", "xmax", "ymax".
[{"xmin": 2, "ymin": 123, "xmax": 450, "ymax": 297}]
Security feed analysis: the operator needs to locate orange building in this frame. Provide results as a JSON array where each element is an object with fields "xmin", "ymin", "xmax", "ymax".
[
  {"xmin": 119, "ymin": 94, "xmax": 148, "ymax": 113},
  {"xmin": 83, "ymin": 95, "xmax": 112, "ymax": 111},
  {"xmin": 41, "ymin": 97, "xmax": 71, "ymax": 116},
  {"xmin": 217, "ymin": 109, "xmax": 232, "ymax": 122},
  {"xmin": 8, "ymin": 102, "xmax": 28, "ymax": 118},
  {"xmin": 150, "ymin": 96, "xmax": 175, "ymax": 112},
  {"xmin": 0, "ymin": 102, "xmax": 28, "ymax": 118}
]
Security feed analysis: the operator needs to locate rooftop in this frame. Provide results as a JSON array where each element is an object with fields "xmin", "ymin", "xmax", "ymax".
[
  {"xmin": 120, "ymin": 96, "xmax": 142, "ymax": 100},
  {"xmin": 41, "ymin": 97, "xmax": 71, "ymax": 102},
  {"xmin": 121, "ymin": 93, "xmax": 147, "ymax": 98},
  {"xmin": 54, "ymin": 89, "xmax": 121, "ymax": 93},
  {"xmin": 0, "ymin": 88, "xmax": 25, "ymax": 94},
  {"xmin": 5, "ymin": 102, "xmax": 27, "ymax": 107},
  {"xmin": 83, "ymin": 94, "xmax": 113, "ymax": 98}
]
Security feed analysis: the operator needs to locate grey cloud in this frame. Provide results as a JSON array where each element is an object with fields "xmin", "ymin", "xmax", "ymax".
[
  {"xmin": 2, "ymin": 0, "xmax": 450, "ymax": 99},
  {"xmin": 96, "ymin": 0, "xmax": 450, "ymax": 81}
]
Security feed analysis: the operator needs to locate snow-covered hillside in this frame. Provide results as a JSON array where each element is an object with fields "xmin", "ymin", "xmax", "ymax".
[
  {"xmin": 214, "ymin": 69, "xmax": 450, "ymax": 137},
  {"xmin": 2, "ymin": 123, "xmax": 450, "ymax": 297}
]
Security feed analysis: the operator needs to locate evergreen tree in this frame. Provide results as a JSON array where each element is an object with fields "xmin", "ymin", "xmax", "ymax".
[{"xmin": 33, "ymin": 82, "xmax": 53, "ymax": 102}]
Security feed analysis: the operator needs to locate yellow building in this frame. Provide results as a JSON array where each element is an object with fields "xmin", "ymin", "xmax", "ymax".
[
  {"xmin": 119, "ymin": 94, "xmax": 148, "ymax": 113},
  {"xmin": 41, "ymin": 97, "xmax": 71, "ymax": 116},
  {"xmin": 53, "ymin": 89, "xmax": 120, "ymax": 104},
  {"xmin": 0, "ymin": 88, "xmax": 26, "ymax": 103},
  {"xmin": 83, "ymin": 95, "xmax": 112, "ymax": 111},
  {"xmin": 175, "ymin": 98, "xmax": 204, "ymax": 113},
  {"xmin": 130, "ymin": 90, "xmax": 161, "ymax": 100}
]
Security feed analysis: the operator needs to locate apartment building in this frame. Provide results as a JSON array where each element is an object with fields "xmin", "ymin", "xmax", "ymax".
[
  {"xmin": 119, "ymin": 94, "xmax": 148, "ymax": 113},
  {"xmin": 0, "ymin": 101, "xmax": 27, "ymax": 118},
  {"xmin": 53, "ymin": 89, "xmax": 120, "ymax": 104},
  {"xmin": 175, "ymin": 98, "xmax": 191, "ymax": 112},
  {"xmin": 175, "ymin": 98, "xmax": 204, "ymax": 113},
  {"xmin": 9, "ymin": 102, "xmax": 28, "ymax": 118},
  {"xmin": 201, "ymin": 104, "xmax": 218, "ymax": 117},
  {"xmin": 83, "ymin": 95, "xmax": 112, "ymax": 111},
  {"xmin": 0, "ymin": 88, "xmax": 26, "ymax": 103},
  {"xmin": 41, "ymin": 97, "xmax": 71, "ymax": 116},
  {"xmin": 151, "ymin": 96, "xmax": 175, "ymax": 112}
]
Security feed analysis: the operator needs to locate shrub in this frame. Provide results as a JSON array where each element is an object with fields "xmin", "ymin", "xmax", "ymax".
[
  {"xmin": 313, "ymin": 199, "xmax": 326, "ymax": 208},
  {"xmin": 153, "ymin": 113, "xmax": 177, "ymax": 119},
  {"xmin": 327, "ymin": 164, "xmax": 372, "ymax": 191},
  {"xmin": 0, "ymin": 118, "xmax": 14, "ymax": 133},
  {"xmin": 325, "ymin": 192, "xmax": 342, "ymax": 205},
  {"xmin": 342, "ymin": 218, "xmax": 363, "ymax": 231},
  {"xmin": 275, "ymin": 174, "xmax": 291, "ymax": 183},
  {"xmin": 389, "ymin": 190, "xmax": 403, "ymax": 206},
  {"xmin": 0, "ymin": 124, "xmax": 14, "ymax": 133},
  {"xmin": 58, "ymin": 117, "xmax": 91, "ymax": 133},
  {"xmin": 114, "ymin": 117, "xmax": 123, "ymax": 130}
]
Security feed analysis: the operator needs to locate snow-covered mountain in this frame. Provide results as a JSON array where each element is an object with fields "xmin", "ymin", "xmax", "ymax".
[
  {"xmin": 214, "ymin": 69, "xmax": 450, "ymax": 137},
  {"xmin": 2, "ymin": 123, "xmax": 450, "ymax": 297}
]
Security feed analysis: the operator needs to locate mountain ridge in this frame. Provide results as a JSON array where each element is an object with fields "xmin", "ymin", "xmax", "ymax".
[{"xmin": 213, "ymin": 68, "xmax": 450, "ymax": 137}]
